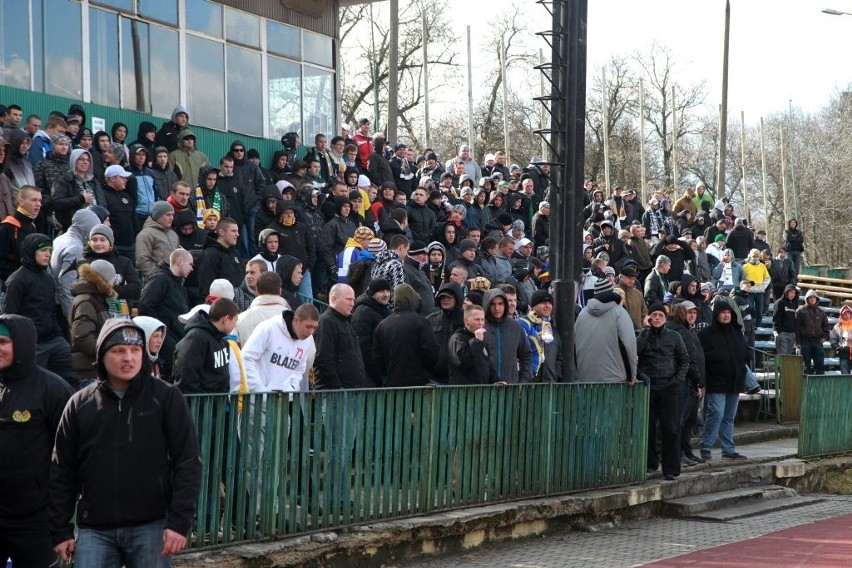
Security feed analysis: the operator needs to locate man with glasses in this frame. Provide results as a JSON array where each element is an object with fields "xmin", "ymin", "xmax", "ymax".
[{"xmin": 168, "ymin": 129, "xmax": 209, "ymax": 187}]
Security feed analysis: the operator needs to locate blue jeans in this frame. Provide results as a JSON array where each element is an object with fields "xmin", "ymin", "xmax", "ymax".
[
  {"xmin": 75, "ymin": 518, "xmax": 170, "ymax": 567},
  {"xmin": 745, "ymin": 366, "xmax": 759, "ymax": 391},
  {"xmin": 700, "ymin": 392, "xmax": 739, "ymax": 455},
  {"xmin": 788, "ymin": 251, "xmax": 802, "ymax": 275},
  {"xmin": 297, "ymin": 269, "xmax": 313, "ymax": 300}
]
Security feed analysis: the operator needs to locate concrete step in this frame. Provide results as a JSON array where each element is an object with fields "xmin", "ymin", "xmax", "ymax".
[
  {"xmin": 662, "ymin": 485, "xmax": 794, "ymax": 517},
  {"xmin": 691, "ymin": 495, "xmax": 824, "ymax": 522}
]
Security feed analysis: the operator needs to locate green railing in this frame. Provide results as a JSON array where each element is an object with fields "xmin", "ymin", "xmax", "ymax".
[
  {"xmin": 798, "ymin": 374, "xmax": 852, "ymax": 458},
  {"xmin": 185, "ymin": 383, "xmax": 649, "ymax": 548}
]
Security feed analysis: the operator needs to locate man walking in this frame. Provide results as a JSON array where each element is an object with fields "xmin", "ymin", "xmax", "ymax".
[{"xmin": 50, "ymin": 318, "xmax": 201, "ymax": 566}]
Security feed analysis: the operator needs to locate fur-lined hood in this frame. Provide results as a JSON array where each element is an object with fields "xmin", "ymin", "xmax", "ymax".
[{"xmin": 70, "ymin": 263, "xmax": 118, "ymax": 300}]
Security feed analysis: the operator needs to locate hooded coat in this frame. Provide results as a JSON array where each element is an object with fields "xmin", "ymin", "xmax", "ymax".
[
  {"xmin": 33, "ymin": 145, "xmax": 71, "ymax": 196},
  {"xmin": 772, "ymin": 284, "xmax": 799, "ymax": 334},
  {"xmin": 320, "ymin": 197, "xmax": 357, "ymax": 268},
  {"xmin": 168, "ymin": 128, "xmax": 209, "ymax": 184},
  {"xmin": 173, "ymin": 208, "xmax": 206, "ymax": 251},
  {"xmin": 154, "ymin": 105, "xmax": 189, "ymax": 153},
  {"xmin": 78, "ymin": 244, "xmax": 142, "ymax": 301},
  {"xmin": 229, "ymin": 139, "xmax": 266, "ymax": 207},
  {"xmin": 4, "ymin": 128, "xmax": 35, "ymax": 189},
  {"xmin": 426, "ymin": 283, "xmax": 464, "ymax": 383},
  {"xmin": 372, "ymin": 284, "xmax": 438, "ymax": 387},
  {"xmin": 700, "ymin": 302, "xmax": 748, "ymax": 394},
  {"xmin": 4, "ymin": 233, "xmax": 62, "ymax": 341},
  {"xmin": 133, "ymin": 315, "xmax": 168, "ymax": 380},
  {"xmin": 351, "ymin": 292, "xmax": 391, "ymax": 384},
  {"xmin": 49, "ymin": 149, "xmax": 107, "ymax": 231},
  {"xmin": 0, "ymin": 315, "xmax": 73, "ymax": 523},
  {"xmin": 276, "ymin": 254, "xmax": 304, "ymax": 311},
  {"xmin": 270, "ymin": 200, "xmax": 315, "ymax": 269},
  {"xmin": 482, "ymin": 288, "xmax": 533, "ymax": 383},
  {"xmin": 574, "ymin": 292, "xmax": 637, "ymax": 383},
  {"xmin": 50, "ymin": 208, "xmax": 101, "ymax": 317},
  {"xmin": 69, "ymin": 263, "xmax": 118, "ymax": 375},
  {"xmin": 135, "ymin": 216, "xmax": 180, "ymax": 282},
  {"xmin": 49, "ymin": 318, "xmax": 201, "ymax": 542},
  {"xmin": 196, "ymin": 234, "xmax": 245, "ymax": 296}
]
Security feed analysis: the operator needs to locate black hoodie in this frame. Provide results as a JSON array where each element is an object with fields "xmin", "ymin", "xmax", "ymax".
[
  {"xmin": 351, "ymin": 292, "xmax": 391, "ymax": 384},
  {"xmin": 174, "ymin": 310, "xmax": 230, "ymax": 394},
  {"xmin": 4, "ymin": 233, "xmax": 62, "ymax": 341},
  {"xmin": 173, "ymin": 208, "xmax": 206, "ymax": 251},
  {"xmin": 773, "ymin": 284, "xmax": 799, "ymax": 333},
  {"xmin": 50, "ymin": 318, "xmax": 200, "ymax": 541},
  {"xmin": 0, "ymin": 315, "xmax": 73, "ymax": 522},
  {"xmin": 196, "ymin": 234, "xmax": 244, "ymax": 296},
  {"xmin": 276, "ymin": 254, "xmax": 304, "ymax": 310},
  {"xmin": 426, "ymin": 283, "xmax": 464, "ymax": 383},
  {"xmin": 699, "ymin": 301, "xmax": 748, "ymax": 394}
]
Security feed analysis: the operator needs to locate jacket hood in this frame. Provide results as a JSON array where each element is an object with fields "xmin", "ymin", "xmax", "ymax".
[
  {"xmin": 270, "ymin": 150, "xmax": 287, "ymax": 170},
  {"xmin": 174, "ymin": 207, "xmax": 197, "ymax": 229},
  {"xmin": 0, "ymin": 314, "xmax": 38, "ymax": 381},
  {"xmin": 19, "ymin": 233, "xmax": 52, "ymax": 269},
  {"xmin": 427, "ymin": 241, "xmax": 445, "ymax": 257},
  {"xmin": 841, "ymin": 305, "xmax": 852, "ymax": 319},
  {"xmin": 183, "ymin": 309, "xmax": 221, "ymax": 336},
  {"xmin": 69, "ymin": 148, "xmax": 91, "ymax": 175},
  {"xmin": 334, "ymin": 195, "xmax": 351, "ymax": 216},
  {"xmin": 6, "ymin": 128, "xmax": 30, "ymax": 157},
  {"xmin": 68, "ymin": 104, "xmax": 87, "ymax": 125},
  {"xmin": 197, "ymin": 164, "xmax": 217, "ymax": 188},
  {"xmin": 275, "ymin": 254, "xmax": 303, "ymax": 292},
  {"xmin": 171, "ymin": 105, "xmax": 188, "ymax": 122},
  {"xmin": 75, "ymin": 262, "xmax": 117, "ymax": 299},
  {"xmin": 132, "ymin": 315, "xmax": 167, "ymax": 361},
  {"xmin": 436, "ymin": 282, "xmax": 463, "ymax": 307},
  {"xmin": 178, "ymin": 128, "xmax": 196, "ymax": 143},
  {"xmin": 805, "ymin": 289, "xmax": 820, "ymax": 301},
  {"xmin": 136, "ymin": 121, "xmax": 157, "ymax": 139},
  {"xmin": 262, "ymin": 184, "xmax": 282, "ymax": 202},
  {"xmin": 68, "ymin": 208, "xmax": 100, "ymax": 245},
  {"xmin": 783, "ymin": 284, "xmax": 798, "ymax": 298},
  {"xmin": 584, "ymin": 297, "xmax": 619, "ymax": 317},
  {"xmin": 95, "ymin": 318, "xmax": 149, "ymax": 380},
  {"xmin": 711, "ymin": 298, "xmax": 741, "ymax": 328},
  {"xmin": 483, "ymin": 288, "xmax": 509, "ymax": 323},
  {"xmin": 393, "ymin": 283, "xmax": 420, "ymax": 312},
  {"xmin": 275, "ymin": 199, "xmax": 299, "ymax": 218}
]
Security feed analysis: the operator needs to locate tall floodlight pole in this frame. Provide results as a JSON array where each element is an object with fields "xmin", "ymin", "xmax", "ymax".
[
  {"xmin": 387, "ymin": 0, "xmax": 399, "ymax": 143},
  {"xmin": 740, "ymin": 110, "xmax": 748, "ymax": 221},
  {"xmin": 540, "ymin": 48, "xmax": 547, "ymax": 160},
  {"xmin": 639, "ymin": 79, "xmax": 647, "ymax": 202},
  {"xmin": 781, "ymin": 127, "xmax": 789, "ymax": 222},
  {"xmin": 500, "ymin": 33, "xmax": 511, "ymax": 164},
  {"xmin": 602, "ymin": 67, "xmax": 611, "ymax": 194},
  {"xmin": 467, "ymin": 26, "xmax": 475, "ymax": 156},
  {"xmin": 422, "ymin": 14, "xmax": 430, "ymax": 147},
  {"xmin": 717, "ymin": 0, "xmax": 731, "ymax": 197},
  {"xmin": 546, "ymin": 0, "xmax": 587, "ymax": 381},
  {"xmin": 369, "ymin": 3, "xmax": 380, "ymax": 132},
  {"xmin": 760, "ymin": 117, "xmax": 770, "ymax": 239},
  {"xmin": 671, "ymin": 85, "xmax": 678, "ymax": 192}
]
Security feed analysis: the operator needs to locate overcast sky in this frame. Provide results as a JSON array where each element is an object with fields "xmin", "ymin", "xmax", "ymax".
[{"xmin": 443, "ymin": 0, "xmax": 852, "ymax": 122}]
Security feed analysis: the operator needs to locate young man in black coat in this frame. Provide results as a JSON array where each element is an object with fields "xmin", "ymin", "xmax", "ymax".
[
  {"xmin": 0, "ymin": 315, "xmax": 73, "ymax": 567},
  {"xmin": 448, "ymin": 304, "xmax": 498, "ymax": 385},
  {"xmin": 196, "ymin": 217, "xmax": 245, "ymax": 296}
]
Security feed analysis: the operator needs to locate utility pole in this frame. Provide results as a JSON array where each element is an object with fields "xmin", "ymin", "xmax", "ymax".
[
  {"xmin": 467, "ymin": 26, "xmax": 475, "ymax": 156},
  {"xmin": 422, "ymin": 13, "xmax": 430, "ymax": 148},
  {"xmin": 671, "ymin": 85, "xmax": 678, "ymax": 192},
  {"xmin": 602, "ymin": 67, "xmax": 610, "ymax": 194},
  {"xmin": 781, "ymin": 127, "xmax": 789, "ymax": 222},
  {"xmin": 500, "ymin": 33, "xmax": 511, "ymax": 164},
  {"xmin": 788, "ymin": 100, "xmax": 799, "ymax": 219},
  {"xmin": 369, "ymin": 3, "xmax": 380, "ymax": 132},
  {"xmin": 717, "ymin": 0, "xmax": 730, "ymax": 198},
  {"xmin": 387, "ymin": 0, "xmax": 399, "ymax": 143},
  {"xmin": 639, "ymin": 78, "xmax": 647, "ymax": 203},
  {"xmin": 760, "ymin": 117, "xmax": 770, "ymax": 239}
]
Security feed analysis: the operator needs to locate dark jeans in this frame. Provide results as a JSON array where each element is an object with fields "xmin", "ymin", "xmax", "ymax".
[
  {"xmin": 75, "ymin": 518, "xmax": 170, "ymax": 567},
  {"xmin": 36, "ymin": 335, "xmax": 76, "ymax": 387},
  {"xmin": 648, "ymin": 383, "xmax": 680, "ymax": 477},
  {"xmin": 677, "ymin": 382, "xmax": 701, "ymax": 457},
  {"xmin": 801, "ymin": 337, "xmax": 825, "ymax": 375},
  {"xmin": 788, "ymin": 251, "xmax": 802, "ymax": 274}
]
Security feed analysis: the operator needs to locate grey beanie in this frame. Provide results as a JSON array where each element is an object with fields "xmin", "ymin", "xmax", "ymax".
[
  {"xmin": 89, "ymin": 223, "xmax": 114, "ymax": 246},
  {"xmin": 151, "ymin": 201, "xmax": 175, "ymax": 222},
  {"xmin": 89, "ymin": 259, "xmax": 116, "ymax": 284}
]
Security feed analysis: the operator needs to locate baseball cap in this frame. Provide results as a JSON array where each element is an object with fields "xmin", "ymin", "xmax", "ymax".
[{"xmin": 104, "ymin": 165, "xmax": 132, "ymax": 178}]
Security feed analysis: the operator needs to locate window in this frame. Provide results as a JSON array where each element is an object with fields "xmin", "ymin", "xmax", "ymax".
[
  {"xmin": 186, "ymin": 35, "xmax": 225, "ymax": 130},
  {"xmin": 303, "ymin": 67, "xmax": 334, "ymax": 142},
  {"xmin": 0, "ymin": 2, "xmax": 31, "ymax": 89},
  {"xmin": 91, "ymin": 0, "xmax": 133, "ymax": 12},
  {"xmin": 148, "ymin": 25, "xmax": 180, "ymax": 118},
  {"xmin": 267, "ymin": 21, "xmax": 300, "ymax": 58},
  {"xmin": 268, "ymin": 56, "xmax": 301, "ymax": 139},
  {"xmin": 186, "ymin": 0, "xmax": 222, "ymax": 38},
  {"xmin": 44, "ymin": 0, "xmax": 82, "ymax": 99},
  {"xmin": 90, "ymin": 9, "xmax": 120, "ymax": 108},
  {"xmin": 303, "ymin": 31, "xmax": 333, "ymax": 68},
  {"xmin": 138, "ymin": 0, "xmax": 178, "ymax": 26},
  {"xmin": 119, "ymin": 19, "xmax": 179, "ymax": 117},
  {"xmin": 225, "ymin": 8, "xmax": 260, "ymax": 48},
  {"xmin": 226, "ymin": 46, "xmax": 262, "ymax": 136}
]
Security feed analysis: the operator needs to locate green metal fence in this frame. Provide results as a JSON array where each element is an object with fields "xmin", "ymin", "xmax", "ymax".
[
  {"xmin": 185, "ymin": 383, "xmax": 649, "ymax": 548},
  {"xmin": 798, "ymin": 374, "xmax": 852, "ymax": 458}
]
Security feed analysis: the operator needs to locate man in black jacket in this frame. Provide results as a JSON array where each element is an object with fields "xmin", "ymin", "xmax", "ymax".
[
  {"xmin": 351, "ymin": 278, "xmax": 391, "ymax": 386},
  {"xmin": 4, "ymin": 233, "xmax": 76, "ymax": 385},
  {"xmin": 229, "ymin": 140, "xmax": 266, "ymax": 257},
  {"xmin": 139, "ymin": 248, "xmax": 193, "ymax": 379},
  {"xmin": 427, "ymin": 283, "xmax": 464, "ymax": 384},
  {"xmin": 154, "ymin": 105, "xmax": 189, "ymax": 153},
  {"xmin": 637, "ymin": 303, "xmax": 690, "ymax": 480},
  {"xmin": 50, "ymin": 318, "xmax": 201, "ymax": 565},
  {"xmin": 267, "ymin": 200, "xmax": 315, "ymax": 299},
  {"xmin": 0, "ymin": 185, "xmax": 39, "ymax": 281},
  {"xmin": 314, "ymin": 283, "xmax": 366, "ymax": 389},
  {"xmin": 0, "ymin": 315, "xmax": 73, "ymax": 567},
  {"xmin": 197, "ymin": 217, "xmax": 245, "ymax": 296},
  {"xmin": 174, "ymin": 298, "xmax": 238, "ymax": 394},
  {"xmin": 448, "ymin": 305, "xmax": 498, "ymax": 384},
  {"xmin": 372, "ymin": 283, "xmax": 438, "ymax": 387},
  {"xmin": 773, "ymin": 284, "xmax": 799, "ymax": 356}
]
